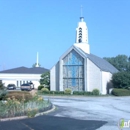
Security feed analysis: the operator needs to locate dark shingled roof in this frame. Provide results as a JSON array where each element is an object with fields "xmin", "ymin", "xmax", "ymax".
[
  {"xmin": 86, "ymin": 53, "xmax": 118, "ymax": 73},
  {"xmin": 0, "ymin": 66, "xmax": 49, "ymax": 74},
  {"xmin": 74, "ymin": 46, "xmax": 118, "ymax": 74}
]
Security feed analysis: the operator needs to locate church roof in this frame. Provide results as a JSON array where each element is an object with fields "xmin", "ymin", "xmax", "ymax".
[
  {"xmin": 86, "ymin": 53, "xmax": 118, "ymax": 73},
  {"xmin": 0, "ymin": 66, "xmax": 49, "ymax": 74},
  {"xmin": 74, "ymin": 46, "xmax": 118, "ymax": 73}
]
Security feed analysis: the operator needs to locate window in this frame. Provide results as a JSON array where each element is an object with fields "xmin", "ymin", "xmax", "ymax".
[{"xmin": 63, "ymin": 50, "xmax": 84, "ymax": 91}]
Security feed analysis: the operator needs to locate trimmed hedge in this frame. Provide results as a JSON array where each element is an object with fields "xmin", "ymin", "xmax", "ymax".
[
  {"xmin": 53, "ymin": 91, "xmax": 64, "ymax": 94},
  {"xmin": 84, "ymin": 91, "xmax": 93, "ymax": 95},
  {"xmin": 5, "ymin": 91, "xmax": 33, "ymax": 102},
  {"xmin": 73, "ymin": 91, "xmax": 93, "ymax": 95},
  {"xmin": 112, "ymin": 88, "xmax": 130, "ymax": 96}
]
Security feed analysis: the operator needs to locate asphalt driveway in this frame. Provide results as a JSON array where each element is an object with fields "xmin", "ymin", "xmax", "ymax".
[
  {"xmin": 0, "ymin": 96, "xmax": 130, "ymax": 130},
  {"xmin": 0, "ymin": 115, "xmax": 106, "ymax": 130},
  {"xmin": 47, "ymin": 96, "xmax": 130, "ymax": 130}
]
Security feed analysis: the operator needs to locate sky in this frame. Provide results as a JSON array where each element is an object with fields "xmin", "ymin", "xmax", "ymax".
[{"xmin": 0, "ymin": 0, "xmax": 130, "ymax": 70}]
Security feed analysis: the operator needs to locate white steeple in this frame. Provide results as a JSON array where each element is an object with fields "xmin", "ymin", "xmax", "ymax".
[
  {"xmin": 36, "ymin": 52, "xmax": 39, "ymax": 67},
  {"xmin": 74, "ymin": 6, "xmax": 90, "ymax": 54},
  {"xmin": 75, "ymin": 6, "xmax": 88, "ymax": 43}
]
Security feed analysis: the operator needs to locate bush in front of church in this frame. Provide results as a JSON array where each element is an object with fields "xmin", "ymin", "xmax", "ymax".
[
  {"xmin": 92, "ymin": 89, "xmax": 100, "ymax": 95},
  {"xmin": 64, "ymin": 88, "xmax": 72, "ymax": 95},
  {"xmin": 112, "ymin": 88, "xmax": 130, "ymax": 96},
  {"xmin": 41, "ymin": 88, "xmax": 50, "ymax": 94},
  {"xmin": 73, "ymin": 91, "xmax": 93, "ymax": 95}
]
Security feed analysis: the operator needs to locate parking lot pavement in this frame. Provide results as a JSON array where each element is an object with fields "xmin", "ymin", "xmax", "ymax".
[
  {"xmin": 0, "ymin": 115, "xmax": 106, "ymax": 130},
  {"xmin": 0, "ymin": 96, "xmax": 130, "ymax": 130},
  {"xmin": 46, "ymin": 96, "xmax": 130, "ymax": 130}
]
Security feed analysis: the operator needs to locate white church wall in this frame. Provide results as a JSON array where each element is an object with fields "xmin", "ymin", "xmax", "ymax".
[
  {"xmin": 74, "ymin": 43, "xmax": 90, "ymax": 54},
  {"xmin": 87, "ymin": 59, "xmax": 102, "ymax": 93},
  {"xmin": 50, "ymin": 61, "xmax": 59, "ymax": 91},
  {"xmin": 2, "ymin": 80, "xmax": 16, "ymax": 87},
  {"xmin": 101, "ymin": 71, "xmax": 112, "ymax": 94},
  {"xmin": 0, "ymin": 73, "xmax": 41, "ymax": 89},
  {"xmin": 84, "ymin": 58, "xmax": 87, "ymax": 91},
  {"xmin": 59, "ymin": 59, "xmax": 63, "ymax": 91}
]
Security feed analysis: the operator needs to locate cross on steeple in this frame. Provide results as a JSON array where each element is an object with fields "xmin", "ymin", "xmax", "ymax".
[
  {"xmin": 80, "ymin": 5, "xmax": 84, "ymax": 22},
  {"xmin": 80, "ymin": 5, "xmax": 83, "ymax": 17}
]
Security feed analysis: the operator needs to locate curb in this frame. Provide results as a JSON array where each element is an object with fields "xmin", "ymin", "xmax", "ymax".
[
  {"xmin": 0, "ymin": 105, "xmax": 56, "ymax": 122},
  {"xmin": 35, "ymin": 105, "xmax": 56, "ymax": 117}
]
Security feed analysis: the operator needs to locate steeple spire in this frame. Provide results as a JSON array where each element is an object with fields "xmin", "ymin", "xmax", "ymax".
[
  {"xmin": 80, "ymin": 5, "xmax": 83, "ymax": 17},
  {"xmin": 74, "ymin": 7, "xmax": 90, "ymax": 54},
  {"xmin": 36, "ymin": 52, "xmax": 39, "ymax": 67},
  {"xmin": 80, "ymin": 5, "xmax": 84, "ymax": 22}
]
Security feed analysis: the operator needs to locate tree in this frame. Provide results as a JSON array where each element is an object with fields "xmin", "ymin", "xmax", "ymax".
[
  {"xmin": 40, "ymin": 72, "xmax": 50, "ymax": 87},
  {"xmin": 32, "ymin": 63, "xmax": 41, "ymax": 68},
  {"xmin": 104, "ymin": 55, "xmax": 130, "ymax": 72},
  {"xmin": 0, "ymin": 82, "xmax": 7, "ymax": 100},
  {"xmin": 112, "ymin": 72, "xmax": 130, "ymax": 89}
]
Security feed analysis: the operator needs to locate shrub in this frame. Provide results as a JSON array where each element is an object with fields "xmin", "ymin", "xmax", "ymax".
[
  {"xmin": 27, "ymin": 108, "xmax": 38, "ymax": 118},
  {"xmin": 53, "ymin": 91, "xmax": 64, "ymax": 94},
  {"xmin": 5, "ymin": 91, "xmax": 33, "ymax": 102},
  {"xmin": 112, "ymin": 88, "xmax": 130, "ymax": 96},
  {"xmin": 73, "ymin": 91, "xmax": 84, "ymax": 95},
  {"xmin": 0, "ymin": 94, "xmax": 51, "ymax": 118},
  {"xmin": 92, "ymin": 89, "xmax": 100, "ymax": 95},
  {"xmin": 49, "ymin": 91, "xmax": 55, "ymax": 94},
  {"xmin": 64, "ymin": 88, "xmax": 71, "ymax": 95},
  {"xmin": 38, "ymin": 85, "xmax": 44, "ymax": 90},
  {"xmin": 41, "ymin": 88, "xmax": 50, "ymax": 94}
]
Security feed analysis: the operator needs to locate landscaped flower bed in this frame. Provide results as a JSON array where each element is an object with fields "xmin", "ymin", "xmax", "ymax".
[{"xmin": 0, "ymin": 92, "xmax": 52, "ymax": 118}]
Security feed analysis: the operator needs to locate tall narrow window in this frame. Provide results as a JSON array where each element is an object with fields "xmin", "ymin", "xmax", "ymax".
[{"xmin": 63, "ymin": 49, "xmax": 84, "ymax": 91}]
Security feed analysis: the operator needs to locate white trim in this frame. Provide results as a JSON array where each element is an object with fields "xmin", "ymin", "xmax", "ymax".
[{"xmin": 59, "ymin": 45, "xmax": 86, "ymax": 60}]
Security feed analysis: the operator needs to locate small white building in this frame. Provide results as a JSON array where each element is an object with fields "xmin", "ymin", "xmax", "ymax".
[
  {"xmin": 50, "ymin": 16, "xmax": 118, "ymax": 94},
  {"xmin": 0, "ymin": 67, "xmax": 49, "ymax": 89}
]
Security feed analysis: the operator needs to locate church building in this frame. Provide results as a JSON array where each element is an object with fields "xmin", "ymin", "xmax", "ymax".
[
  {"xmin": 0, "ymin": 53, "xmax": 49, "ymax": 88},
  {"xmin": 50, "ymin": 16, "xmax": 118, "ymax": 94}
]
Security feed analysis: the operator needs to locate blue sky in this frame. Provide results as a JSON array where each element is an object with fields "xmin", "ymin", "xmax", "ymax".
[{"xmin": 0, "ymin": 0, "xmax": 130, "ymax": 70}]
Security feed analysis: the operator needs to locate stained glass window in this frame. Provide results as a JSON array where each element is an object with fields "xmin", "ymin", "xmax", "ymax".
[{"xmin": 63, "ymin": 49, "xmax": 84, "ymax": 91}]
